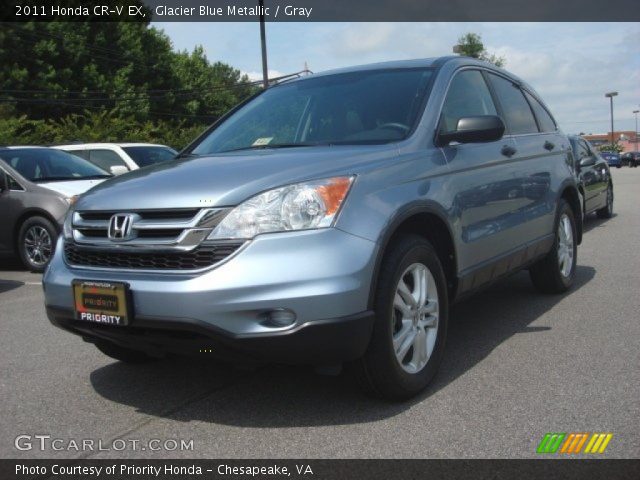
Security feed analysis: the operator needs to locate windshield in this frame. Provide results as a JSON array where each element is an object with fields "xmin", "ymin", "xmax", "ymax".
[
  {"xmin": 192, "ymin": 68, "xmax": 434, "ymax": 155},
  {"xmin": 0, "ymin": 148, "xmax": 110, "ymax": 182},
  {"xmin": 122, "ymin": 146, "xmax": 177, "ymax": 167}
]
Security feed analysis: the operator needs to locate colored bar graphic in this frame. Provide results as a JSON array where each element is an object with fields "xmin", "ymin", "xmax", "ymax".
[
  {"xmin": 540, "ymin": 433, "xmax": 613, "ymax": 454},
  {"xmin": 584, "ymin": 433, "xmax": 613, "ymax": 454},
  {"xmin": 537, "ymin": 433, "xmax": 566, "ymax": 453},
  {"xmin": 560, "ymin": 433, "xmax": 589, "ymax": 454}
]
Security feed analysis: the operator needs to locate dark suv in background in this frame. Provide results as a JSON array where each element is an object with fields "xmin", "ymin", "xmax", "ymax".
[{"xmin": 44, "ymin": 57, "xmax": 582, "ymax": 399}]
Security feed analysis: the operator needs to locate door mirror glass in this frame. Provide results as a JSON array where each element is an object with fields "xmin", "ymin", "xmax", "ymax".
[
  {"xmin": 0, "ymin": 171, "xmax": 8, "ymax": 192},
  {"xmin": 438, "ymin": 115, "xmax": 505, "ymax": 145}
]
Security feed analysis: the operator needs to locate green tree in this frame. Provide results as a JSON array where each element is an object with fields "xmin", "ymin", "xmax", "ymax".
[
  {"xmin": 0, "ymin": 15, "xmax": 260, "ymax": 146},
  {"xmin": 599, "ymin": 143, "xmax": 624, "ymax": 154},
  {"xmin": 454, "ymin": 33, "xmax": 506, "ymax": 68}
]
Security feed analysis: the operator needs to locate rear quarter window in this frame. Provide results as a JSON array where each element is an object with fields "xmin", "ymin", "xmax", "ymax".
[
  {"xmin": 487, "ymin": 74, "xmax": 538, "ymax": 135},
  {"xmin": 524, "ymin": 91, "xmax": 557, "ymax": 133}
]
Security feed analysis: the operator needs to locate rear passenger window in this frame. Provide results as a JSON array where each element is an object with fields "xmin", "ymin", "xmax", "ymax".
[
  {"xmin": 88, "ymin": 150, "xmax": 128, "ymax": 172},
  {"xmin": 440, "ymin": 70, "xmax": 497, "ymax": 133},
  {"xmin": 524, "ymin": 91, "xmax": 556, "ymax": 132},
  {"xmin": 488, "ymin": 74, "xmax": 538, "ymax": 135}
]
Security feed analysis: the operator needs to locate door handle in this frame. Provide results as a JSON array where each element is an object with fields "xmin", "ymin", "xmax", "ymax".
[
  {"xmin": 501, "ymin": 145, "xmax": 517, "ymax": 157},
  {"xmin": 544, "ymin": 141, "xmax": 555, "ymax": 151}
]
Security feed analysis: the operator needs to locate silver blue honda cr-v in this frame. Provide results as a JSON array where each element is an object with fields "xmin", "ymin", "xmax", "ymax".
[{"xmin": 43, "ymin": 57, "xmax": 582, "ymax": 399}]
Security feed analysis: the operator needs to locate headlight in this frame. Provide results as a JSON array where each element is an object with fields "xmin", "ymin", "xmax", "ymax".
[
  {"xmin": 208, "ymin": 176, "xmax": 354, "ymax": 240},
  {"xmin": 63, "ymin": 208, "xmax": 74, "ymax": 239}
]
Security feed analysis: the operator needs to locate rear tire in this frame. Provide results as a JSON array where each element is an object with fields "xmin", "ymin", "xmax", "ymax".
[
  {"xmin": 17, "ymin": 216, "xmax": 57, "ymax": 273},
  {"xmin": 353, "ymin": 235, "xmax": 448, "ymax": 400},
  {"xmin": 529, "ymin": 199, "xmax": 577, "ymax": 294},
  {"xmin": 596, "ymin": 183, "xmax": 613, "ymax": 219},
  {"xmin": 95, "ymin": 340, "xmax": 156, "ymax": 364}
]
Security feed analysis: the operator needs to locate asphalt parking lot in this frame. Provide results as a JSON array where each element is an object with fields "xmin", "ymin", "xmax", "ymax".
[{"xmin": 1, "ymin": 168, "xmax": 639, "ymax": 460}]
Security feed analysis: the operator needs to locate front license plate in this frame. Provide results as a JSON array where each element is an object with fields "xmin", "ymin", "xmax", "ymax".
[{"xmin": 72, "ymin": 280, "xmax": 130, "ymax": 326}]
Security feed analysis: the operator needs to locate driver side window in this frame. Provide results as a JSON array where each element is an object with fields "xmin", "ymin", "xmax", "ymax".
[{"xmin": 441, "ymin": 70, "xmax": 497, "ymax": 133}]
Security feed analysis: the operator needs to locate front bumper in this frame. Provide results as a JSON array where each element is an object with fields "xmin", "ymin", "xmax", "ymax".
[
  {"xmin": 43, "ymin": 228, "xmax": 378, "ymax": 363},
  {"xmin": 46, "ymin": 306, "xmax": 374, "ymax": 364}
]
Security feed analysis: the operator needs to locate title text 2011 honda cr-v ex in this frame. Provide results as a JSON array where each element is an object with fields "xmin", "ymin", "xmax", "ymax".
[{"xmin": 43, "ymin": 57, "xmax": 582, "ymax": 399}]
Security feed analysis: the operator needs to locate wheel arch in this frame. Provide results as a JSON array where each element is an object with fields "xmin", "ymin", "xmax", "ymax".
[
  {"xmin": 368, "ymin": 203, "xmax": 458, "ymax": 308},
  {"xmin": 13, "ymin": 209, "xmax": 60, "ymax": 251},
  {"xmin": 559, "ymin": 183, "xmax": 583, "ymax": 245}
]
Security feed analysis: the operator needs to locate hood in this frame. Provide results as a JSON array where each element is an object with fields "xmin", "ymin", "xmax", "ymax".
[
  {"xmin": 38, "ymin": 178, "xmax": 106, "ymax": 198},
  {"xmin": 75, "ymin": 145, "xmax": 398, "ymax": 211}
]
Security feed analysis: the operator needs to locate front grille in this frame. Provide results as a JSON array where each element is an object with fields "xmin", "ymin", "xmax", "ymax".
[
  {"xmin": 64, "ymin": 242, "xmax": 243, "ymax": 270},
  {"xmin": 71, "ymin": 207, "xmax": 229, "ymax": 248}
]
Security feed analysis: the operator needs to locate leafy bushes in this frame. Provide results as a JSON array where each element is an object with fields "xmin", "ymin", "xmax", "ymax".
[
  {"xmin": 0, "ymin": 18, "xmax": 260, "ymax": 149},
  {"xmin": 0, "ymin": 110, "xmax": 208, "ymax": 150}
]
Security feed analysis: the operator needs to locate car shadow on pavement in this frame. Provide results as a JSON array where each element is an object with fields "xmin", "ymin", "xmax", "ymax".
[
  {"xmin": 90, "ymin": 265, "xmax": 595, "ymax": 427},
  {"xmin": 0, "ymin": 280, "xmax": 24, "ymax": 294},
  {"xmin": 583, "ymin": 213, "xmax": 617, "ymax": 233}
]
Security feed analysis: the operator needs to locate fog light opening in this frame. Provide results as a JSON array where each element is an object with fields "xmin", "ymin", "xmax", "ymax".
[{"xmin": 261, "ymin": 309, "xmax": 297, "ymax": 328}]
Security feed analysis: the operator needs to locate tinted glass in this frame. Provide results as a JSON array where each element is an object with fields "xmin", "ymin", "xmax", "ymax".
[
  {"xmin": 88, "ymin": 149, "xmax": 128, "ymax": 171},
  {"xmin": 122, "ymin": 146, "xmax": 177, "ymax": 167},
  {"xmin": 488, "ymin": 74, "xmax": 538, "ymax": 135},
  {"xmin": 524, "ymin": 91, "xmax": 556, "ymax": 132},
  {"xmin": 7, "ymin": 173, "xmax": 23, "ymax": 190},
  {"xmin": 192, "ymin": 69, "xmax": 434, "ymax": 154},
  {"xmin": 0, "ymin": 148, "xmax": 110, "ymax": 182},
  {"xmin": 62, "ymin": 149, "xmax": 90, "ymax": 161},
  {"xmin": 440, "ymin": 70, "xmax": 497, "ymax": 133},
  {"xmin": 0, "ymin": 169, "xmax": 23, "ymax": 190},
  {"xmin": 570, "ymin": 138, "xmax": 590, "ymax": 161}
]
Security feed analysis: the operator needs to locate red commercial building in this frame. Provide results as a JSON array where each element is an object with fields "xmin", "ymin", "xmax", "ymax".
[{"xmin": 582, "ymin": 131, "xmax": 639, "ymax": 152}]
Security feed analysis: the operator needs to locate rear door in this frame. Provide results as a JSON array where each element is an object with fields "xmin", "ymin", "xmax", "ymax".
[
  {"xmin": 583, "ymin": 140, "xmax": 610, "ymax": 211},
  {"xmin": 485, "ymin": 73, "xmax": 560, "ymax": 246}
]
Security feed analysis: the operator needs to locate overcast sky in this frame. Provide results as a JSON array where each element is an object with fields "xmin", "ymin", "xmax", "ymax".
[{"xmin": 155, "ymin": 22, "xmax": 640, "ymax": 135}]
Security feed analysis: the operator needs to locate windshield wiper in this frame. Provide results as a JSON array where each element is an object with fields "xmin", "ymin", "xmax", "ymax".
[
  {"xmin": 220, "ymin": 143, "xmax": 329, "ymax": 153},
  {"xmin": 35, "ymin": 174, "xmax": 111, "ymax": 182}
]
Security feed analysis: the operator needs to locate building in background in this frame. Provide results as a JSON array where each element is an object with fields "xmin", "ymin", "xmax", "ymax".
[{"xmin": 582, "ymin": 131, "xmax": 639, "ymax": 152}]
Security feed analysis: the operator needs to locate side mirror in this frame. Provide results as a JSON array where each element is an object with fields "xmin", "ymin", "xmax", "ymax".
[
  {"xmin": 0, "ymin": 171, "xmax": 8, "ymax": 192},
  {"xmin": 109, "ymin": 165, "xmax": 129, "ymax": 176},
  {"xmin": 437, "ymin": 115, "xmax": 505, "ymax": 146},
  {"xmin": 579, "ymin": 156, "xmax": 596, "ymax": 168}
]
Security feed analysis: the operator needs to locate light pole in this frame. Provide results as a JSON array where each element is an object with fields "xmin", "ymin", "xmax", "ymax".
[
  {"xmin": 605, "ymin": 91, "xmax": 618, "ymax": 148},
  {"xmin": 634, "ymin": 110, "xmax": 639, "ymax": 152},
  {"xmin": 258, "ymin": 0, "xmax": 269, "ymax": 89}
]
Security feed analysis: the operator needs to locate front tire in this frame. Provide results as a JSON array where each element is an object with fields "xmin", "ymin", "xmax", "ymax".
[
  {"xmin": 596, "ymin": 183, "xmax": 613, "ymax": 219},
  {"xmin": 95, "ymin": 340, "xmax": 156, "ymax": 364},
  {"xmin": 17, "ymin": 216, "xmax": 57, "ymax": 273},
  {"xmin": 354, "ymin": 235, "xmax": 448, "ymax": 400},
  {"xmin": 529, "ymin": 199, "xmax": 577, "ymax": 294}
]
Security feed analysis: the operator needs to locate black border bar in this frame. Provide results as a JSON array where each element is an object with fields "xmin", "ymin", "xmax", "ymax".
[
  {"xmin": 2, "ymin": 459, "xmax": 640, "ymax": 480},
  {"xmin": 2, "ymin": 0, "xmax": 640, "ymax": 22}
]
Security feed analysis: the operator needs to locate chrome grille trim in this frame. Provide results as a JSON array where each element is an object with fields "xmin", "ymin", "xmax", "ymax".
[{"xmin": 71, "ymin": 208, "xmax": 230, "ymax": 251}]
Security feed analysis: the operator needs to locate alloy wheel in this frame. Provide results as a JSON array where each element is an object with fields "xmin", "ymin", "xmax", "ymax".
[
  {"xmin": 557, "ymin": 214, "xmax": 574, "ymax": 278},
  {"xmin": 392, "ymin": 263, "xmax": 439, "ymax": 374},
  {"xmin": 24, "ymin": 225, "xmax": 52, "ymax": 266}
]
